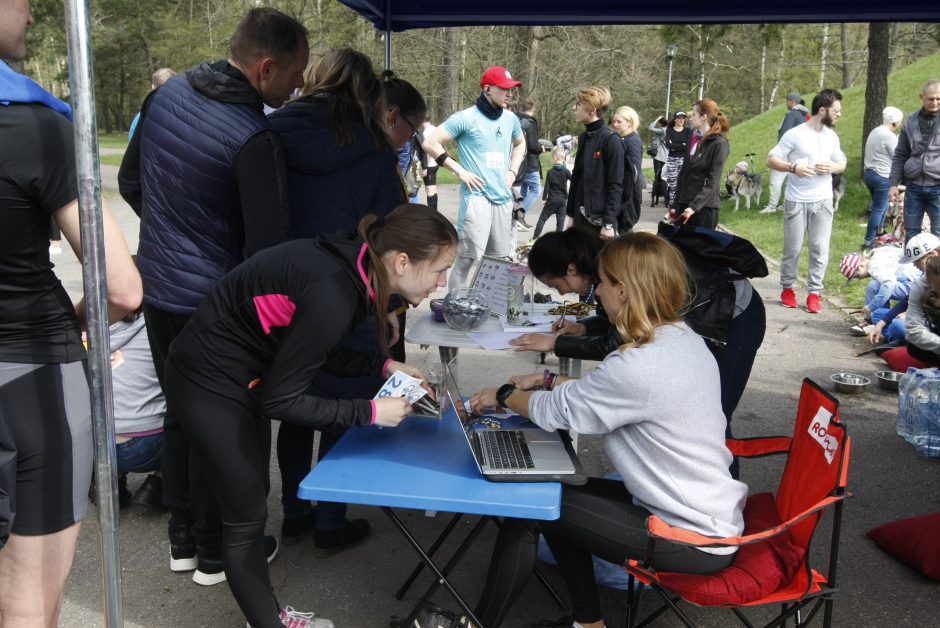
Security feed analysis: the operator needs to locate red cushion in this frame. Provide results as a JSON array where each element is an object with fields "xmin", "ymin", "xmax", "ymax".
[
  {"xmin": 656, "ymin": 492, "xmax": 805, "ymax": 606},
  {"xmin": 867, "ymin": 513, "xmax": 940, "ymax": 581},
  {"xmin": 881, "ymin": 347, "xmax": 932, "ymax": 372}
]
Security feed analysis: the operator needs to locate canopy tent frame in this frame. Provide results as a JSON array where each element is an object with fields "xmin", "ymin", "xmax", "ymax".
[{"xmin": 61, "ymin": 2, "xmax": 940, "ymax": 627}]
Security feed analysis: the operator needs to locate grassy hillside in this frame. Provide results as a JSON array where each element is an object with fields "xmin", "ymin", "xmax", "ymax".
[{"xmin": 718, "ymin": 51, "xmax": 940, "ymax": 308}]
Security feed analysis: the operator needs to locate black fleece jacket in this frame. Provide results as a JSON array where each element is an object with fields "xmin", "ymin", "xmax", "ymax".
[{"xmin": 566, "ymin": 119, "xmax": 624, "ymax": 226}]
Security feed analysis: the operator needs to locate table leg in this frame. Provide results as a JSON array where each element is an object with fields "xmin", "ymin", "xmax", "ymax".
[
  {"xmin": 438, "ymin": 346, "xmax": 458, "ymax": 365},
  {"xmin": 384, "ymin": 508, "xmax": 486, "ymax": 628},
  {"xmin": 395, "ymin": 512, "xmax": 463, "ymax": 600}
]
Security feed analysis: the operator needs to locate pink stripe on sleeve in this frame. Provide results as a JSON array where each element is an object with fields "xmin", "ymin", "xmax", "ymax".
[
  {"xmin": 370, "ymin": 399, "xmax": 377, "ymax": 425},
  {"xmin": 382, "ymin": 358, "xmax": 394, "ymax": 378},
  {"xmin": 356, "ymin": 243, "xmax": 377, "ymax": 301},
  {"xmin": 253, "ymin": 294, "xmax": 296, "ymax": 335}
]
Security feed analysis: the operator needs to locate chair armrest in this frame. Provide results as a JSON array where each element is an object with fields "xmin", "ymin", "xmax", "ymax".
[
  {"xmin": 726, "ymin": 435, "xmax": 791, "ymax": 458},
  {"xmin": 646, "ymin": 493, "xmax": 846, "ymax": 549}
]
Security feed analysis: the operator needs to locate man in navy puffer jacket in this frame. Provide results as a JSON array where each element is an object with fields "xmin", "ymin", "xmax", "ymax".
[{"xmin": 118, "ymin": 7, "xmax": 308, "ymax": 586}]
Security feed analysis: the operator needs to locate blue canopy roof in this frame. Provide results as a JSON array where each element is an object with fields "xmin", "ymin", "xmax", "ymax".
[{"xmin": 339, "ymin": 0, "xmax": 940, "ymax": 31}]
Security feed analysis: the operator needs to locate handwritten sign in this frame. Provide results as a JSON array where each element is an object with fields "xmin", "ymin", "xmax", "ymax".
[{"xmin": 469, "ymin": 256, "xmax": 513, "ymax": 318}]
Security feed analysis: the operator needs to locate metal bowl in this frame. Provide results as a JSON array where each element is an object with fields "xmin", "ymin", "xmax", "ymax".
[
  {"xmin": 875, "ymin": 370, "xmax": 902, "ymax": 392},
  {"xmin": 830, "ymin": 372, "xmax": 871, "ymax": 395},
  {"xmin": 442, "ymin": 289, "xmax": 490, "ymax": 331}
]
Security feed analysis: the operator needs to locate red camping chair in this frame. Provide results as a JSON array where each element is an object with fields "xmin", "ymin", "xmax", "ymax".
[{"xmin": 625, "ymin": 378, "xmax": 852, "ymax": 628}]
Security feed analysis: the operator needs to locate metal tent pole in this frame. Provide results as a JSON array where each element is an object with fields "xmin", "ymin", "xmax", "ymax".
[
  {"xmin": 63, "ymin": 1, "xmax": 124, "ymax": 626},
  {"xmin": 384, "ymin": 0, "xmax": 392, "ymax": 70}
]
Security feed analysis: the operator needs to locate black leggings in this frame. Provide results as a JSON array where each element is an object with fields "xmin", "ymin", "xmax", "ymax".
[
  {"xmin": 533, "ymin": 201, "xmax": 567, "ymax": 239},
  {"xmin": 475, "ymin": 478, "xmax": 734, "ymax": 626},
  {"xmin": 164, "ymin": 362, "xmax": 280, "ymax": 628}
]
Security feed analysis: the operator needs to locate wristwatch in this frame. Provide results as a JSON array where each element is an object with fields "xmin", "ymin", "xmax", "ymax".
[
  {"xmin": 496, "ymin": 383, "xmax": 517, "ymax": 408},
  {"xmin": 603, "ymin": 223, "xmax": 614, "ymax": 231}
]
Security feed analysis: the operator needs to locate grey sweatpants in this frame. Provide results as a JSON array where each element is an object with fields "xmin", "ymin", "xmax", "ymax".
[{"xmin": 780, "ymin": 198, "xmax": 834, "ymax": 294}]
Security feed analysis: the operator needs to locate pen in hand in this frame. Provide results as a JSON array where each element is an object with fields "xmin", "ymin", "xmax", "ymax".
[{"xmin": 556, "ymin": 301, "xmax": 568, "ymax": 331}]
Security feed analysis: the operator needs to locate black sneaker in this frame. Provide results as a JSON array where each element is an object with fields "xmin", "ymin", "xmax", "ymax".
[
  {"xmin": 192, "ymin": 535, "xmax": 279, "ymax": 586},
  {"xmin": 281, "ymin": 511, "xmax": 317, "ymax": 546},
  {"xmin": 131, "ymin": 474, "xmax": 165, "ymax": 510},
  {"xmin": 169, "ymin": 521, "xmax": 197, "ymax": 572},
  {"xmin": 314, "ymin": 518, "xmax": 370, "ymax": 557}
]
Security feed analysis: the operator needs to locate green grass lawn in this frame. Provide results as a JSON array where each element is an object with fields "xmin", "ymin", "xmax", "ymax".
[
  {"xmin": 716, "ymin": 51, "xmax": 940, "ymax": 309},
  {"xmin": 100, "ymin": 153, "xmax": 124, "ymax": 167},
  {"xmin": 98, "ymin": 132, "xmax": 129, "ymax": 149}
]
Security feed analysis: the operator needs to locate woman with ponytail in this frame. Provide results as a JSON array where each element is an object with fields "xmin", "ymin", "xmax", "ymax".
[
  {"xmin": 671, "ymin": 98, "xmax": 731, "ymax": 229},
  {"xmin": 162, "ymin": 205, "xmax": 457, "ymax": 628}
]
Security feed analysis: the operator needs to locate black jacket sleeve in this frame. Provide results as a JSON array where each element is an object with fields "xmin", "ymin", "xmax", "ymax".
[
  {"xmin": 235, "ymin": 130, "xmax": 291, "ymax": 256},
  {"xmin": 554, "ymin": 323, "xmax": 624, "ymax": 361},
  {"xmin": 566, "ymin": 135, "xmax": 586, "ymax": 217},
  {"xmin": 602, "ymin": 134, "xmax": 625, "ymax": 226}
]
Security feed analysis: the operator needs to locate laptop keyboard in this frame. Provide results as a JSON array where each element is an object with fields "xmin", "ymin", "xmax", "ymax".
[{"xmin": 480, "ymin": 430, "xmax": 535, "ymax": 470}]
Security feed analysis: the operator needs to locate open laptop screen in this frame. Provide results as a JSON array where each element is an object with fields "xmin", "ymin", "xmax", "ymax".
[{"xmin": 443, "ymin": 363, "xmax": 475, "ymax": 435}]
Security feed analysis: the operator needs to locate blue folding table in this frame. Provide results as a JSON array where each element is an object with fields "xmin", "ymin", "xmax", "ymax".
[{"xmin": 298, "ymin": 407, "xmax": 563, "ymax": 626}]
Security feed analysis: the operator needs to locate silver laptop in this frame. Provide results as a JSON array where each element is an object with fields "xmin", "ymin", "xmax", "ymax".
[{"xmin": 443, "ymin": 363, "xmax": 576, "ymax": 477}]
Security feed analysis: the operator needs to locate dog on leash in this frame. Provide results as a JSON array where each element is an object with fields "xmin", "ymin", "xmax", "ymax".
[
  {"xmin": 725, "ymin": 166, "xmax": 763, "ymax": 211},
  {"xmin": 832, "ymin": 172, "xmax": 845, "ymax": 211}
]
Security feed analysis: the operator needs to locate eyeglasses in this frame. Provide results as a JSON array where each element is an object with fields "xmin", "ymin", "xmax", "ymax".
[{"xmin": 401, "ymin": 114, "xmax": 419, "ymax": 140}]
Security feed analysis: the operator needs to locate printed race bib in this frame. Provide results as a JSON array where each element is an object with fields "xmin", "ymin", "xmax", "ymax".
[{"xmin": 485, "ymin": 151, "xmax": 505, "ymax": 169}]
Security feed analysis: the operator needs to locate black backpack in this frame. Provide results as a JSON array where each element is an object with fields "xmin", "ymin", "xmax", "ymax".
[{"xmin": 658, "ymin": 221, "xmax": 768, "ymax": 349}]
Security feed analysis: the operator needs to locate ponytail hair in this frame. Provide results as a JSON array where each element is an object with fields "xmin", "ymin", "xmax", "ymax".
[
  {"xmin": 356, "ymin": 204, "xmax": 458, "ymax": 349},
  {"xmin": 695, "ymin": 98, "xmax": 730, "ymax": 139}
]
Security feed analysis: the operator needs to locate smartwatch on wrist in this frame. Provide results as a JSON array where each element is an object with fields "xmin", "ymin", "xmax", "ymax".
[{"xmin": 496, "ymin": 383, "xmax": 516, "ymax": 408}]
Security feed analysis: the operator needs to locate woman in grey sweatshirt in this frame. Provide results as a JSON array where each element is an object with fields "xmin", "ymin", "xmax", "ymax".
[{"xmin": 470, "ymin": 233, "xmax": 747, "ymax": 628}]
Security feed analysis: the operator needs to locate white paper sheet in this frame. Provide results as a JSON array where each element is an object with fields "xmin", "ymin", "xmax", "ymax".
[{"xmin": 466, "ymin": 332, "xmax": 525, "ymax": 350}]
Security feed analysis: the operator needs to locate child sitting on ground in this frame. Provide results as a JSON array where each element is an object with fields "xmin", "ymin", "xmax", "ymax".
[
  {"xmin": 841, "ymin": 246, "xmax": 919, "ymax": 336},
  {"xmin": 532, "ymin": 148, "xmax": 571, "ymax": 239}
]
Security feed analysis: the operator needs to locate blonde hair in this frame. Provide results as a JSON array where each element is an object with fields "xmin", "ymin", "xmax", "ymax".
[
  {"xmin": 551, "ymin": 147, "xmax": 566, "ymax": 163},
  {"xmin": 613, "ymin": 105, "xmax": 640, "ymax": 136},
  {"xmin": 597, "ymin": 233, "xmax": 688, "ymax": 350},
  {"xmin": 576, "ymin": 86, "xmax": 612, "ymax": 117}
]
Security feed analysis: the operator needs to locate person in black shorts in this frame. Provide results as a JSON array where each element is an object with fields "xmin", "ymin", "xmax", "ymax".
[
  {"xmin": 163, "ymin": 205, "xmax": 456, "ymax": 628},
  {"xmin": 0, "ymin": 3, "xmax": 142, "ymax": 623}
]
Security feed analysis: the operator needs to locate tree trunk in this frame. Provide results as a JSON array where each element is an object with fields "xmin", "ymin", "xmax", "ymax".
[
  {"xmin": 819, "ymin": 23, "xmax": 830, "ymax": 89},
  {"xmin": 769, "ymin": 35, "xmax": 786, "ymax": 109},
  {"xmin": 760, "ymin": 44, "xmax": 767, "ymax": 112},
  {"xmin": 525, "ymin": 26, "xmax": 542, "ymax": 103},
  {"xmin": 888, "ymin": 22, "xmax": 898, "ymax": 73},
  {"xmin": 862, "ymin": 23, "xmax": 891, "ymax": 177},
  {"xmin": 442, "ymin": 27, "xmax": 461, "ymax": 119},
  {"xmin": 840, "ymin": 23, "xmax": 853, "ymax": 88}
]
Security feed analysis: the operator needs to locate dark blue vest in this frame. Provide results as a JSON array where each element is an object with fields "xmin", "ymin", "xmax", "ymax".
[{"xmin": 137, "ymin": 73, "xmax": 267, "ymax": 313}]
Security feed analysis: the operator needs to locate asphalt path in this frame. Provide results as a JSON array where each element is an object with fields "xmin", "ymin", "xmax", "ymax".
[{"xmin": 51, "ymin": 160, "xmax": 939, "ymax": 627}]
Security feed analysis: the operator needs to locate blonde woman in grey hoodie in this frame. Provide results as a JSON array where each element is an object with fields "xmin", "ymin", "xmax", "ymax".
[{"xmin": 469, "ymin": 233, "xmax": 747, "ymax": 628}]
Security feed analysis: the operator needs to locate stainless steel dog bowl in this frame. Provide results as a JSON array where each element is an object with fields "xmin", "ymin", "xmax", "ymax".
[
  {"xmin": 875, "ymin": 370, "xmax": 902, "ymax": 392},
  {"xmin": 830, "ymin": 372, "xmax": 871, "ymax": 395}
]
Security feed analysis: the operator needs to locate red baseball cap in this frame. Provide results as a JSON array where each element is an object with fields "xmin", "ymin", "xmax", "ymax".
[{"xmin": 480, "ymin": 66, "xmax": 522, "ymax": 89}]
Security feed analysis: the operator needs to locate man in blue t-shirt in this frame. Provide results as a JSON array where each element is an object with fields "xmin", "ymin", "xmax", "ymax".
[{"xmin": 423, "ymin": 65, "xmax": 526, "ymax": 288}]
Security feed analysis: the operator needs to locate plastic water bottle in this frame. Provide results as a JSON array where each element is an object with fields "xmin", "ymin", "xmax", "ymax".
[
  {"xmin": 925, "ymin": 376, "xmax": 940, "ymax": 457},
  {"xmin": 899, "ymin": 368, "xmax": 940, "ymax": 457},
  {"xmin": 897, "ymin": 368, "xmax": 921, "ymax": 443}
]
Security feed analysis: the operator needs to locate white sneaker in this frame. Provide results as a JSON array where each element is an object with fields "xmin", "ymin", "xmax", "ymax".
[
  {"xmin": 279, "ymin": 606, "xmax": 333, "ymax": 628},
  {"xmin": 247, "ymin": 607, "xmax": 334, "ymax": 628},
  {"xmin": 758, "ymin": 206, "xmax": 778, "ymax": 214}
]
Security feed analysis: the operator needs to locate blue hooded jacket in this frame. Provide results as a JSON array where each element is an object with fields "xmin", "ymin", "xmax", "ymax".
[{"xmin": 268, "ymin": 98, "xmax": 404, "ymax": 238}]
